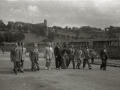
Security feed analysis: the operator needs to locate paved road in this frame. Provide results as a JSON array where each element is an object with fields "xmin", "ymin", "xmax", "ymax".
[{"xmin": 0, "ymin": 58, "xmax": 120, "ymax": 90}]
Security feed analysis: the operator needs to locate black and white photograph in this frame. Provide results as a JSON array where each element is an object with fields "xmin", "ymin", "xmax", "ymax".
[{"xmin": 0, "ymin": 0, "xmax": 120, "ymax": 90}]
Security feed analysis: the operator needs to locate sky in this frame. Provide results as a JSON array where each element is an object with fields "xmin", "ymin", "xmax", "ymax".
[{"xmin": 0, "ymin": 0, "xmax": 120, "ymax": 28}]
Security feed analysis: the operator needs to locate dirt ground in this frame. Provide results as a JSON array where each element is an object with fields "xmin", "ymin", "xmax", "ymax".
[{"xmin": 0, "ymin": 52, "xmax": 120, "ymax": 90}]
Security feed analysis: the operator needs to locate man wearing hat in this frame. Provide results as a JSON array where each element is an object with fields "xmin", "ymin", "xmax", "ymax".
[
  {"xmin": 100, "ymin": 45, "xmax": 108, "ymax": 70},
  {"xmin": 67, "ymin": 45, "xmax": 75, "ymax": 69},
  {"xmin": 29, "ymin": 43, "xmax": 40, "ymax": 71},
  {"xmin": 44, "ymin": 43, "xmax": 54, "ymax": 70}
]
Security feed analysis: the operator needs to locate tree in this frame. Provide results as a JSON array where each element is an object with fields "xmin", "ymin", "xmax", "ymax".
[
  {"xmin": 14, "ymin": 32, "xmax": 25, "ymax": 42},
  {"xmin": 3, "ymin": 32, "xmax": 15, "ymax": 42},
  {"xmin": 18, "ymin": 25, "xmax": 22, "ymax": 31},
  {"xmin": 0, "ymin": 20, "xmax": 6, "ymax": 29},
  {"xmin": 48, "ymin": 32, "xmax": 55, "ymax": 40},
  {"xmin": 0, "ymin": 33, "xmax": 5, "ymax": 43},
  {"xmin": 34, "ymin": 25, "xmax": 46, "ymax": 37},
  {"xmin": 6, "ymin": 21, "xmax": 12, "ymax": 30},
  {"xmin": 22, "ymin": 24, "xmax": 28, "ymax": 31},
  {"xmin": 72, "ymin": 36, "xmax": 75, "ymax": 39},
  {"xmin": 67, "ymin": 35, "xmax": 70, "ymax": 39},
  {"xmin": 75, "ymin": 35, "xmax": 79, "ymax": 39}
]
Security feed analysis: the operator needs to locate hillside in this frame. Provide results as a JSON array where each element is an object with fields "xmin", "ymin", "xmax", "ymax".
[{"xmin": 0, "ymin": 31, "xmax": 45, "ymax": 42}]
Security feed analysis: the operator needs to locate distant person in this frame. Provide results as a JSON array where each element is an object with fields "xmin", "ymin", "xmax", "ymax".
[
  {"xmin": 21, "ymin": 43, "xmax": 26, "ymax": 72},
  {"xmin": 29, "ymin": 44, "xmax": 40, "ymax": 71},
  {"xmin": 1, "ymin": 47, "xmax": 4, "ymax": 54},
  {"xmin": 44, "ymin": 43, "xmax": 54, "ymax": 70},
  {"xmin": 83, "ymin": 46, "xmax": 92, "ymax": 69},
  {"xmin": 67, "ymin": 45, "xmax": 75, "ymax": 69},
  {"xmin": 100, "ymin": 46, "xmax": 108, "ymax": 70},
  {"xmin": 76, "ymin": 47, "xmax": 83, "ymax": 69},
  {"xmin": 89, "ymin": 49, "xmax": 95, "ymax": 64},
  {"xmin": 54, "ymin": 43, "xmax": 62, "ymax": 70}
]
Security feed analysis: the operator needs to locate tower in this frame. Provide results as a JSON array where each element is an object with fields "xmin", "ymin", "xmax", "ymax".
[{"xmin": 44, "ymin": 19, "xmax": 47, "ymax": 26}]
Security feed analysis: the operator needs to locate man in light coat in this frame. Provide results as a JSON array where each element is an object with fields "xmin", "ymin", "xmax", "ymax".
[
  {"xmin": 44, "ymin": 43, "xmax": 54, "ymax": 70},
  {"xmin": 83, "ymin": 46, "xmax": 92, "ymax": 69},
  {"xmin": 76, "ymin": 47, "xmax": 83, "ymax": 69},
  {"xmin": 15, "ymin": 42, "xmax": 22, "ymax": 72},
  {"xmin": 21, "ymin": 43, "xmax": 26, "ymax": 72}
]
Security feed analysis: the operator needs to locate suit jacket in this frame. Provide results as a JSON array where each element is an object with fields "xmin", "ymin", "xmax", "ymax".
[
  {"xmin": 10, "ymin": 47, "xmax": 17, "ymax": 62},
  {"xmin": 76, "ymin": 49, "xmax": 83, "ymax": 59},
  {"xmin": 100, "ymin": 49, "xmax": 108, "ymax": 60},
  {"xmin": 29, "ymin": 48, "xmax": 39, "ymax": 60},
  {"xmin": 21, "ymin": 47, "xmax": 26, "ymax": 60},
  {"xmin": 83, "ymin": 49, "xmax": 90, "ymax": 59},
  {"xmin": 54, "ymin": 46, "xmax": 61, "ymax": 56},
  {"xmin": 68, "ymin": 48, "xmax": 75, "ymax": 59},
  {"xmin": 15, "ymin": 46, "xmax": 22, "ymax": 62},
  {"xmin": 44, "ymin": 47, "xmax": 54, "ymax": 60}
]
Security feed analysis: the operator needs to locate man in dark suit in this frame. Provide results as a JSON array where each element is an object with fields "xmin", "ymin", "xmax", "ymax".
[
  {"xmin": 100, "ymin": 46, "xmax": 108, "ymax": 70},
  {"xmin": 54, "ymin": 43, "xmax": 61, "ymax": 69},
  {"xmin": 10, "ymin": 44, "xmax": 18, "ymax": 75}
]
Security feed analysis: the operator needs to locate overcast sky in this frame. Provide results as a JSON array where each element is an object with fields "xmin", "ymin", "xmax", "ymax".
[{"xmin": 0, "ymin": 0, "xmax": 120, "ymax": 28}]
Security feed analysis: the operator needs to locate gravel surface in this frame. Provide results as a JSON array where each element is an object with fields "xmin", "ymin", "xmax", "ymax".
[{"xmin": 0, "ymin": 55, "xmax": 120, "ymax": 90}]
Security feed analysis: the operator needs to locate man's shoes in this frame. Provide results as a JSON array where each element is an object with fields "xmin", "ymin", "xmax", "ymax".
[
  {"xmin": 56, "ymin": 68, "xmax": 58, "ymax": 70},
  {"xmin": 78, "ymin": 68, "xmax": 80, "ymax": 69},
  {"xmin": 89, "ymin": 67, "xmax": 92, "ymax": 70},
  {"xmin": 103, "ymin": 69, "xmax": 106, "ymax": 70},
  {"xmin": 46, "ymin": 67, "xmax": 48, "ymax": 70},
  {"xmin": 59, "ymin": 67, "xmax": 61, "ymax": 70},
  {"xmin": 37, "ymin": 68, "xmax": 40, "ymax": 71},
  {"xmin": 21, "ymin": 71, "xmax": 24, "ymax": 73},
  {"xmin": 48, "ymin": 68, "xmax": 51, "ymax": 70}
]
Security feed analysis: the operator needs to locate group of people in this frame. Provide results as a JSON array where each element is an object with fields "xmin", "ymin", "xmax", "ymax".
[
  {"xmin": 10, "ymin": 42, "xmax": 26, "ymax": 74},
  {"xmin": 10, "ymin": 42, "xmax": 108, "ymax": 75}
]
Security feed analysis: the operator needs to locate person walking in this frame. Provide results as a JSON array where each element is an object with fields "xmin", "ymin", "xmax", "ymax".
[
  {"xmin": 67, "ymin": 45, "xmax": 75, "ymax": 69},
  {"xmin": 20, "ymin": 43, "xmax": 26, "ymax": 72},
  {"xmin": 100, "ymin": 46, "xmax": 108, "ymax": 70},
  {"xmin": 83, "ymin": 46, "xmax": 92, "ymax": 69},
  {"xmin": 61, "ymin": 45, "xmax": 69, "ymax": 69},
  {"xmin": 29, "ymin": 44, "xmax": 40, "ymax": 71},
  {"xmin": 89, "ymin": 49, "xmax": 95, "ymax": 64},
  {"xmin": 44, "ymin": 43, "xmax": 54, "ymax": 70},
  {"xmin": 10, "ymin": 44, "xmax": 18, "ymax": 75},
  {"xmin": 54, "ymin": 43, "xmax": 62, "ymax": 70},
  {"xmin": 15, "ymin": 42, "xmax": 22, "ymax": 72},
  {"xmin": 76, "ymin": 47, "xmax": 83, "ymax": 69}
]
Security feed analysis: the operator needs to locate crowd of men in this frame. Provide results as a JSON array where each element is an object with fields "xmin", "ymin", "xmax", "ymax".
[{"xmin": 10, "ymin": 42, "xmax": 108, "ymax": 75}]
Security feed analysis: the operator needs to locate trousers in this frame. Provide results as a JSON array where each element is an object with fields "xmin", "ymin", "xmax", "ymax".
[
  {"xmin": 83, "ymin": 59, "xmax": 91, "ymax": 68},
  {"xmin": 55, "ymin": 56, "xmax": 61, "ymax": 68},
  {"xmin": 100, "ymin": 59, "xmax": 107, "ymax": 70}
]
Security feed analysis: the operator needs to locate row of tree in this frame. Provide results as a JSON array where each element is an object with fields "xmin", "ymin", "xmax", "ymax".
[{"xmin": 0, "ymin": 32, "xmax": 25, "ymax": 43}]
